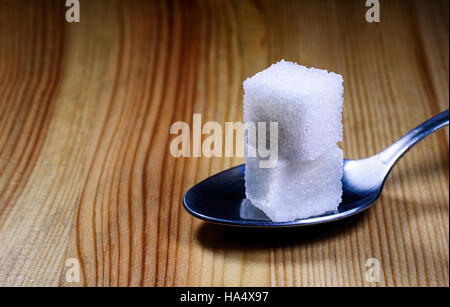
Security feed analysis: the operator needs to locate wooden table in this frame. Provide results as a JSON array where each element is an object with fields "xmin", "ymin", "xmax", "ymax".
[{"xmin": 0, "ymin": 0, "xmax": 448, "ymax": 287}]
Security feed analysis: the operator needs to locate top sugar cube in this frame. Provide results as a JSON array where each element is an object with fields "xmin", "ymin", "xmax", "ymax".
[{"xmin": 244, "ymin": 60, "xmax": 343, "ymax": 161}]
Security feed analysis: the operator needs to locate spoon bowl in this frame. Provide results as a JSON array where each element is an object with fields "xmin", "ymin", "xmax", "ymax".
[{"xmin": 183, "ymin": 110, "xmax": 449, "ymax": 227}]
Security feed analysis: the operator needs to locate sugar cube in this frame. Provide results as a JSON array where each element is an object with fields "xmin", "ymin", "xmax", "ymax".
[
  {"xmin": 243, "ymin": 60, "xmax": 343, "ymax": 161},
  {"xmin": 243, "ymin": 60, "xmax": 344, "ymax": 222},
  {"xmin": 245, "ymin": 148, "xmax": 343, "ymax": 222}
]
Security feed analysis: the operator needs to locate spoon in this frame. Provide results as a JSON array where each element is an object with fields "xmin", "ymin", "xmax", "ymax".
[{"xmin": 183, "ymin": 109, "xmax": 449, "ymax": 227}]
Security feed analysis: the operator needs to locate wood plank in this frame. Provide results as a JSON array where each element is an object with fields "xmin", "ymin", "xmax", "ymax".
[{"xmin": 0, "ymin": 0, "xmax": 447, "ymax": 287}]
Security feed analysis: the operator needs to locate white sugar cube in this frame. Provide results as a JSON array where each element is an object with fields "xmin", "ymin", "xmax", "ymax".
[
  {"xmin": 245, "ymin": 148, "xmax": 343, "ymax": 222},
  {"xmin": 244, "ymin": 60, "xmax": 343, "ymax": 161},
  {"xmin": 243, "ymin": 60, "xmax": 344, "ymax": 222}
]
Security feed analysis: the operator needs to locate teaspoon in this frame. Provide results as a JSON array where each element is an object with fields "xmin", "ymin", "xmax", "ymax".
[{"xmin": 183, "ymin": 109, "xmax": 449, "ymax": 227}]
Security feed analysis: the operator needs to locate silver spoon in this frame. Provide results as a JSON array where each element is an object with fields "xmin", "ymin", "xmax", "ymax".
[{"xmin": 183, "ymin": 109, "xmax": 449, "ymax": 227}]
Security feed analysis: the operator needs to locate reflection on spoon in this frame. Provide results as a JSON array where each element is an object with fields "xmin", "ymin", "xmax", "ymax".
[{"xmin": 239, "ymin": 199, "xmax": 270, "ymax": 221}]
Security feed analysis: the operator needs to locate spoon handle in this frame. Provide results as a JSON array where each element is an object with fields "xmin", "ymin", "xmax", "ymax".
[{"xmin": 379, "ymin": 109, "xmax": 449, "ymax": 169}]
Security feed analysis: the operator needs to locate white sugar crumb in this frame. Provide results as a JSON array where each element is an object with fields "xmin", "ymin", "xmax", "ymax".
[{"xmin": 243, "ymin": 60, "xmax": 344, "ymax": 222}]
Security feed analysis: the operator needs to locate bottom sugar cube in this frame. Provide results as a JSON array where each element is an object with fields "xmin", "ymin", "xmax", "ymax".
[{"xmin": 244, "ymin": 148, "xmax": 343, "ymax": 222}]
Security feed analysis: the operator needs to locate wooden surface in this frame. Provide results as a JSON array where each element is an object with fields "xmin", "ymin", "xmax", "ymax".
[{"xmin": 0, "ymin": 0, "xmax": 448, "ymax": 287}]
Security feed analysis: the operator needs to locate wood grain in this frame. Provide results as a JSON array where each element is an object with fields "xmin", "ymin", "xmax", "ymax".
[{"xmin": 0, "ymin": 0, "xmax": 448, "ymax": 287}]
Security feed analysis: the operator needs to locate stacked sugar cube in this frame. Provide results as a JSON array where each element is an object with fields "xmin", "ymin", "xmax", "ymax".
[{"xmin": 243, "ymin": 60, "xmax": 344, "ymax": 222}]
